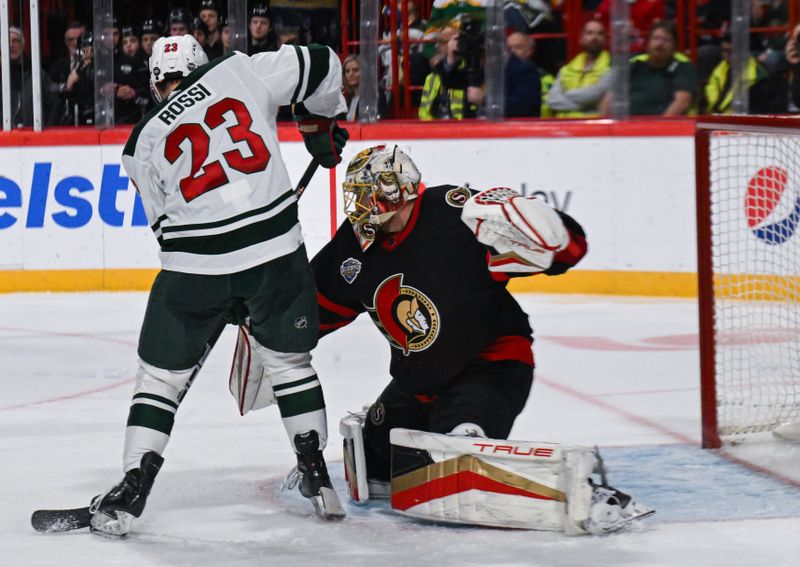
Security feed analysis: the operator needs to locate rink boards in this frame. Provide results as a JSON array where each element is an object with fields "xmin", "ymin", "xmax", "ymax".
[{"xmin": 0, "ymin": 119, "xmax": 740, "ymax": 296}]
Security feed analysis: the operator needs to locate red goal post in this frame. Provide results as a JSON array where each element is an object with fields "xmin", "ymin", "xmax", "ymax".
[{"xmin": 696, "ymin": 116, "xmax": 800, "ymax": 449}]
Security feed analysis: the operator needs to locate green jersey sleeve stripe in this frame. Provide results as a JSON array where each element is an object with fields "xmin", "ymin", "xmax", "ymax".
[
  {"xmin": 290, "ymin": 45, "xmax": 306, "ymax": 103},
  {"xmin": 160, "ymin": 201, "xmax": 298, "ymax": 255},
  {"xmin": 304, "ymin": 44, "xmax": 330, "ymax": 99},
  {"xmin": 160, "ymin": 190, "xmax": 294, "ymax": 233}
]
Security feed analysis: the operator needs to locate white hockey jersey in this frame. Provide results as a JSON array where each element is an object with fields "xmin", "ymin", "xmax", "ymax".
[{"xmin": 122, "ymin": 45, "xmax": 347, "ymax": 275}]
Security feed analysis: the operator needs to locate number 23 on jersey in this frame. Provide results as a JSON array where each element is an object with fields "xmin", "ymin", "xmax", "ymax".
[{"xmin": 164, "ymin": 97, "xmax": 271, "ymax": 202}]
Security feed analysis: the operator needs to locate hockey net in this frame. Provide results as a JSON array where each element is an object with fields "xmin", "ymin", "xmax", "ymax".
[{"xmin": 696, "ymin": 116, "xmax": 800, "ymax": 448}]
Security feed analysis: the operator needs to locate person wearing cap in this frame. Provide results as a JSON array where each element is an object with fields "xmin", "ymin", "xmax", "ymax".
[
  {"xmin": 73, "ymin": 30, "xmax": 96, "ymax": 125},
  {"xmin": 249, "ymin": 3, "xmax": 278, "ymax": 55},
  {"xmin": 48, "ymin": 21, "xmax": 85, "ymax": 124},
  {"xmin": 199, "ymin": 0, "xmax": 224, "ymax": 59},
  {"xmin": 140, "ymin": 19, "xmax": 163, "ymax": 58},
  {"xmin": 192, "ymin": 16, "xmax": 209, "ymax": 48},
  {"xmin": 220, "ymin": 16, "xmax": 231, "ymax": 54},
  {"xmin": 1, "ymin": 26, "xmax": 55, "ymax": 126},
  {"xmin": 120, "ymin": 25, "xmax": 152, "ymax": 116},
  {"xmin": 168, "ymin": 7, "xmax": 191, "ymax": 36},
  {"xmin": 121, "ymin": 25, "xmax": 141, "ymax": 59}
]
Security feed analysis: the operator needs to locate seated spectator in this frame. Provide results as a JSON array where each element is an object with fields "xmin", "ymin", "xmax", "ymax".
[
  {"xmin": 504, "ymin": 31, "xmax": 543, "ymax": 117},
  {"xmin": 199, "ymin": 0, "xmax": 224, "ymax": 59},
  {"xmin": 121, "ymin": 26, "xmax": 143, "ymax": 61},
  {"xmin": 704, "ymin": 34, "xmax": 781, "ymax": 114},
  {"xmin": 751, "ymin": 0, "xmax": 789, "ymax": 74},
  {"xmin": 48, "ymin": 21, "xmax": 85, "ymax": 125},
  {"xmin": 193, "ymin": 17, "xmax": 210, "ymax": 49},
  {"xmin": 73, "ymin": 31, "xmax": 96, "ymax": 125},
  {"xmin": 168, "ymin": 8, "xmax": 192, "ymax": 36},
  {"xmin": 249, "ymin": 4, "xmax": 278, "ymax": 54},
  {"xmin": 546, "ymin": 19, "xmax": 610, "ymax": 118},
  {"xmin": 784, "ymin": 23, "xmax": 800, "ymax": 111},
  {"xmin": 221, "ymin": 17, "xmax": 231, "ymax": 54},
  {"xmin": 600, "ymin": 22, "xmax": 698, "ymax": 116},
  {"xmin": 379, "ymin": 0, "xmax": 429, "ymax": 110},
  {"xmin": 279, "ymin": 27, "xmax": 301, "ymax": 47},
  {"xmin": 592, "ymin": 0, "xmax": 664, "ymax": 54},
  {"xmin": 0, "ymin": 26, "xmax": 57, "ymax": 127},
  {"xmin": 140, "ymin": 19, "xmax": 163, "ymax": 58},
  {"xmin": 342, "ymin": 54, "xmax": 388, "ymax": 121}
]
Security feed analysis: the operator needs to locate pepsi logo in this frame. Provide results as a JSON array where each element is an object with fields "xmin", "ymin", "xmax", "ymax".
[{"xmin": 745, "ymin": 166, "xmax": 800, "ymax": 245}]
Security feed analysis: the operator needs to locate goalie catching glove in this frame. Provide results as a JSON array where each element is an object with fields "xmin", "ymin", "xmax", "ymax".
[
  {"xmin": 461, "ymin": 187, "xmax": 569, "ymax": 273},
  {"xmin": 295, "ymin": 114, "xmax": 349, "ymax": 168}
]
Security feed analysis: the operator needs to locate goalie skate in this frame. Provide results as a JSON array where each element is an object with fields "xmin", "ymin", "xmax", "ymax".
[{"xmin": 584, "ymin": 482, "xmax": 655, "ymax": 535}]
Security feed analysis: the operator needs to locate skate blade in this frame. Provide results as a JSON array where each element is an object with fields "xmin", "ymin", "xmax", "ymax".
[
  {"xmin": 593, "ymin": 505, "xmax": 656, "ymax": 535},
  {"xmin": 310, "ymin": 487, "xmax": 346, "ymax": 520},
  {"xmin": 89, "ymin": 511, "xmax": 134, "ymax": 538}
]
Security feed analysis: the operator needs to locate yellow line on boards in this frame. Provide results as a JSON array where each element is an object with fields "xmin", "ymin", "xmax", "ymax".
[
  {"xmin": 0, "ymin": 269, "xmax": 158, "ymax": 293},
  {"xmin": 506, "ymin": 270, "xmax": 699, "ymax": 297},
  {"xmin": 0, "ymin": 269, "xmax": 701, "ymax": 297}
]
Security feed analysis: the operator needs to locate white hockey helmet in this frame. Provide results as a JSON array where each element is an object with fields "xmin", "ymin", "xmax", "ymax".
[
  {"xmin": 149, "ymin": 34, "xmax": 209, "ymax": 102},
  {"xmin": 343, "ymin": 145, "xmax": 421, "ymax": 251}
]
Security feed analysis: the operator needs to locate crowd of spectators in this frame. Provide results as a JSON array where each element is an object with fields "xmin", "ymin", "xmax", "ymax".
[
  {"xmin": 0, "ymin": 0, "xmax": 336, "ymax": 127},
  {"xmin": 1, "ymin": 0, "xmax": 800, "ymax": 127}
]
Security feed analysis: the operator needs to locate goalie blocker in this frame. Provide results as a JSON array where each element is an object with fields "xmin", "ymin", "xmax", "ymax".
[{"xmin": 340, "ymin": 414, "xmax": 654, "ymax": 534}]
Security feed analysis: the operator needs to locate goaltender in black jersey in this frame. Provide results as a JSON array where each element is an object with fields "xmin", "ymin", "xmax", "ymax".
[
  {"xmin": 311, "ymin": 145, "xmax": 587, "ymax": 480},
  {"xmin": 312, "ymin": 146, "xmax": 654, "ymax": 535}
]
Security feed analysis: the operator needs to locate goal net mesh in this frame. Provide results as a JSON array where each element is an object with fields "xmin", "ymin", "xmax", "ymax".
[{"xmin": 708, "ymin": 130, "xmax": 800, "ymax": 437}]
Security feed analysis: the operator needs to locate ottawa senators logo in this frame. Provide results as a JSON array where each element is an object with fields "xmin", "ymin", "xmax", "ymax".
[
  {"xmin": 366, "ymin": 274, "xmax": 440, "ymax": 355},
  {"xmin": 445, "ymin": 187, "xmax": 471, "ymax": 207}
]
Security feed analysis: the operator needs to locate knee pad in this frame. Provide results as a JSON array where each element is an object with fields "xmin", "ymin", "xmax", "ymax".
[
  {"xmin": 135, "ymin": 360, "xmax": 196, "ymax": 401},
  {"xmin": 251, "ymin": 343, "xmax": 315, "ymax": 385}
]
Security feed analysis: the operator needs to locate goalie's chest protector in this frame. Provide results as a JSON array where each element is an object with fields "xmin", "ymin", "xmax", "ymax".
[{"xmin": 314, "ymin": 185, "xmax": 532, "ymax": 394}]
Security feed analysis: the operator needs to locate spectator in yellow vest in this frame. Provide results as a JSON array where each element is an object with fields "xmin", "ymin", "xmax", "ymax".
[
  {"xmin": 419, "ymin": 28, "xmax": 471, "ymax": 120},
  {"xmin": 704, "ymin": 34, "xmax": 769, "ymax": 114},
  {"xmin": 546, "ymin": 20, "xmax": 611, "ymax": 118}
]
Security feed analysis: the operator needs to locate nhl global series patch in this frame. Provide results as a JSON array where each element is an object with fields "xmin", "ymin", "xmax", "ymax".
[{"xmin": 340, "ymin": 257, "xmax": 362, "ymax": 284}]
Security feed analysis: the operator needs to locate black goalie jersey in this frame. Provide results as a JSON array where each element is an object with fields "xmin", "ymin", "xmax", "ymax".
[{"xmin": 312, "ymin": 185, "xmax": 585, "ymax": 396}]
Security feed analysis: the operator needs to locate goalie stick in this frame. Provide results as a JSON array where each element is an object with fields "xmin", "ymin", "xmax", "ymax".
[{"xmin": 31, "ymin": 158, "xmax": 322, "ymax": 534}]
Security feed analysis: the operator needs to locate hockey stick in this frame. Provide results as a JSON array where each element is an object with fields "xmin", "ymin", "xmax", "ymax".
[
  {"xmin": 32, "ymin": 158, "xmax": 325, "ymax": 534},
  {"xmin": 294, "ymin": 158, "xmax": 320, "ymax": 200}
]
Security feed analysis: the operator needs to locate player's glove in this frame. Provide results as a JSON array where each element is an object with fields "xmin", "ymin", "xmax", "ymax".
[{"xmin": 296, "ymin": 115, "xmax": 349, "ymax": 169}]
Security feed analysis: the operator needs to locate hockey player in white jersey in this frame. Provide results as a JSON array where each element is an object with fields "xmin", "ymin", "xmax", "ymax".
[{"xmin": 88, "ymin": 35, "xmax": 349, "ymax": 536}]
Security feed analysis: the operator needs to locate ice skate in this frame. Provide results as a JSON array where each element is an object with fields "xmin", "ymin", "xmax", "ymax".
[
  {"xmin": 285, "ymin": 430, "xmax": 346, "ymax": 520},
  {"xmin": 89, "ymin": 451, "xmax": 164, "ymax": 537},
  {"xmin": 584, "ymin": 481, "xmax": 655, "ymax": 535}
]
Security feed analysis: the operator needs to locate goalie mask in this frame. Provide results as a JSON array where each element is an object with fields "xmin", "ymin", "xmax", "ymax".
[
  {"xmin": 149, "ymin": 34, "xmax": 209, "ymax": 102},
  {"xmin": 343, "ymin": 145, "xmax": 421, "ymax": 251}
]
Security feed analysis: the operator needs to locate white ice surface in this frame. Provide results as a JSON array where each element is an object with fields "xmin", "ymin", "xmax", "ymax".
[{"xmin": 1, "ymin": 293, "xmax": 799, "ymax": 566}]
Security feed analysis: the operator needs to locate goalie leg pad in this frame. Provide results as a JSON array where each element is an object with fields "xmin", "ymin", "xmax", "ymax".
[
  {"xmin": 389, "ymin": 428, "xmax": 568, "ymax": 531},
  {"xmin": 340, "ymin": 411, "xmax": 370, "ymax": 504},
  {"xmin": 229, "ymin": 324, "xmax": 276, "ymax": 416},
  {"xmin": 388, "ymin": 429, "xmax": 655, "ymax": 534}
]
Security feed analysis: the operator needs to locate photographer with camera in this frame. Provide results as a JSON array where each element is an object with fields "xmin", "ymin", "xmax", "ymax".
[
  {"xmin": 419, "ymin": 18, "xmax": 484, "ymax": 120},
  {"xmin": 420, "ymin": 18, "xmax": 545, "ymax": 119}
]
